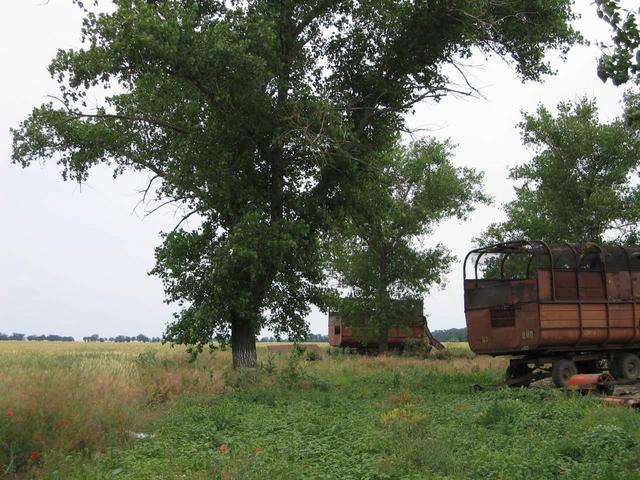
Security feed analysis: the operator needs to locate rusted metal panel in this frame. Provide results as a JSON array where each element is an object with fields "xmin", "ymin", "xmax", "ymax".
[
  {"xmin": 465, "ymin": 279, "xmax": 537, "ymax": 310},
  {"xmin": 328, "ymin": 312, "xmax": 341, "ymax": 347},
  {"xmin": 537, "ymin": 270, "xmax": 552, "ymax": 301},
  {"xmin": 554, "ymin": 271, "xmax": 578, "ymax": 300},
  {"xmin": 578, "ymin": 272, "xmax": 605, "ymax": 300},
  {"xmin": 464, "ymin": 241, "xmax": 640, "ymax": 357},
  {"xmin": 608, "ymin": 271, "xmax": 632, "ymax": 299}
]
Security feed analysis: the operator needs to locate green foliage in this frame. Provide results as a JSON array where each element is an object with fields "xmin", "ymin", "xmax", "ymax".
[
  {"xmin": 325, "ymin": 346, "xmax": 359, "ymax": 357},
  {"xmin": 223, "ymin": 367, "xmax": 264, "ymax": 391},
  {"xmin": 305, "ymin": 349, "xmax": 322, "ymax": 362},
  {"xmin": 134, "ymin": 349, "xmax": 158, "ymax": 369},
  {"xmin": 482, "ymin": 96, "xmax": 640, "ymax": 245},
  {"xmin": 432, "ymin": 327, "xmax": 468, "ymax": 342},
  {"xmin": 330, "ymin": 139, "xmax": 489, "ymax": 348},
  {"xmin": 278, "ymin": 347, "xmax": 311, "ymax": 387},
  {"xmin": 427, "ymin": 344, "xmax": 475, "ymax": 360},
  {"xmin": 55, "ymin": 361, "xmax": 640, "ymax": 480},
  {"xmin": 401, "ymin": 337, "xmax": 432, "ymax": 358},
  {"xmin": 1, "ymin": 413, "xmax": 41, "ymax": 475},
  {"xmin": 12, "ymin": 0, "xmax": 579, "ymax": 366},
  {"xmin": 596, "ymin": 1, "xmax": 640, "ymax": 85},
  {"xmin": 259, "ymin": 353, "xmax": 277, "ymax": 374}
]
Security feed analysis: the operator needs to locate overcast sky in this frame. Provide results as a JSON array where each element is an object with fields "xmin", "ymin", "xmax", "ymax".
[{"xmin": 0, "ymin": 1, "xmax": 633, "ymax": 339}]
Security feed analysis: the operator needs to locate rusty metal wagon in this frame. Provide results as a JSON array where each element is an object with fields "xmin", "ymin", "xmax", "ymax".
[
  {"xmin": 464, "ymin": 241, "xmax": 640, "ymax": 387},
  {"xmin": 328, "ymin": 299, "xmax": 444, "ymax": 351}
]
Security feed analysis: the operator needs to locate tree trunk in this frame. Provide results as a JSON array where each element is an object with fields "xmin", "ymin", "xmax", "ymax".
[
  {"xmin": 378, "ymin": 329, "xmax": 389, "ymax": 354},
  {"xmin": 231, "ymin": 316, "xmax": 257, "ymax": 369}
]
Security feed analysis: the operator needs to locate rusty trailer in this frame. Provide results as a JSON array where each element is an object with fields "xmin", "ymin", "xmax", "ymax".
[
  {"xmin": 328, "ymin": 299, "xmax": 444, "ymax": 352},
  {"xmin": 328, "ymin": 312, "xmax": 426, "ymax": 350},
  {"xmin": 464, "ymin": 241, "xmax": 640, "ymax": 387}
]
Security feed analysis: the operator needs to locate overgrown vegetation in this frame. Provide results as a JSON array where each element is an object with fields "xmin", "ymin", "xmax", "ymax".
[
  {"xmin": 596, "ymin": 1, "xmax": 640, "ymax": 85},
  {"xmin": 0, "ymin": 342, "xmax": 227, "ymax": 476},
  {"xmin": 4, "ymin": 342, "xmax": 640, "ymax": 479},
  {"xmin": 432, "ymin": 327, "xmax": 468, "ymax": 343}
]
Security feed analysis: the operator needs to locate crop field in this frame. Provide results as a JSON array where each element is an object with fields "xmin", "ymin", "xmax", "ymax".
[{"xmin": 3, "ymin": 342, "xmax": 640, "ymax": 479}]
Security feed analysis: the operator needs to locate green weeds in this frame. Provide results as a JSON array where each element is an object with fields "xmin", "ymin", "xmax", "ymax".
[
  {"xmin": 53, "ymin": 353, "xmax": 640, "ymax": 480},
  {"xmin": 5, "ymin": 344, "xmax": 640, "ymax": 479}
]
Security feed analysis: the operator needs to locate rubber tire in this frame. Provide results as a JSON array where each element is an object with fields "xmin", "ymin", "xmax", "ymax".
[
  {"xmin": 616, "ymin": 353, "xmax": 640, "ymax": 380},
  {"xmin": 551, "ymin": 359, "xmax": 578, "ymax": 388},
  {"xmin": 608, "ymin": 357, "xmax": 622, "ymax": 379},
  {"xmin": 505, "ymin": 363, "xmax": 533, "ymax": 387}
]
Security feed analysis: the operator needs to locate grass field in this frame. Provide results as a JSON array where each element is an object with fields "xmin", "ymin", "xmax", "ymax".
[{"xmin": 2, "ymin": 342, "xmax": 640, "ymax": 479}]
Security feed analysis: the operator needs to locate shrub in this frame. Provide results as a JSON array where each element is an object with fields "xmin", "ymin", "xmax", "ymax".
[
  {"xmin": 224, "ymin": 368, "xmax": 264, "ymax": 390},
  {"xmin": 402, "ymin": 338, "xmax": 433, "ymax": 358},
  {"xmin": 325, "ymin": 346, "xmax": 359, "ymax": 357},
  {"xmin": 306, "ymin": 349, "xmax": 322, "ymax": 362}
]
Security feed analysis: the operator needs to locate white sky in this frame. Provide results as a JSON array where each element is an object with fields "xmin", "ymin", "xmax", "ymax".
[{"xmin": 0, "ymin": 1, "xmax": 632, "ymax": 339}]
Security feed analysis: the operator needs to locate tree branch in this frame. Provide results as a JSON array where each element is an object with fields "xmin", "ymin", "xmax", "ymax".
[
  {"xmin": 172, "ymin": 209, "xmax": 199, "ymax": 232},
  {"xmin": 46, "ymin": 95, "xmax": 192, "ymax": 134},
  {"xmin": 144, "ymin": 197, "xmax": 188, "ymax": 218},
  {"xmin": 71, "ymin": 112, "xmax": 191, "ymax": 134}
]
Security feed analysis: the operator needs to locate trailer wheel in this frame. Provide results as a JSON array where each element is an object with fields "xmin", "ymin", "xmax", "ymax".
[
  {"xmin": 616, "ymin": 353, "xmax": 640, "ymax": 380},
  {"xmin": 551, "ymin": 359, "xmax": 577, "ymax": 388},
  {"xmin": 505, "ymin": 362, "xmax": 533, "ymax": 387},
  {"xmin": 608, "ymin": 357, "xmax": 622, "ymax": 378}
]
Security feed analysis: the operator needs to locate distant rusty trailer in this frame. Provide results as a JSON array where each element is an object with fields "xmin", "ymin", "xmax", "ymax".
[
  {"xmin": 328, "ymin": 299, "xmax": 443, "ymax": 351},
  {"xmin": 464, "ymin": 241, "xmax": 640, "ymax": 387},
  {"xmin": 328, "ymin": 312, "xmax": 425, "ymax": 350}
]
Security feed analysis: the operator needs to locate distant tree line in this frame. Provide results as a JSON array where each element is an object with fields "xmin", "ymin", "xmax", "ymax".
[
  {"xmin": 258, "ymin": 333, "xmax": 329, "ymax": 343},
  {"xmin": 431, "ymin": 328, "xmax": 467, "ymax": 343},
  {"xmin": 0, "ymin": 333, "xmax": 74, "ymax": 342},
  {"xmin": 0, "ymin": 332, "xmax": 164, "ymax": 342},
  {"xmin": 82, "ymin": 334, "xmax": 162, "ymax": 343}
]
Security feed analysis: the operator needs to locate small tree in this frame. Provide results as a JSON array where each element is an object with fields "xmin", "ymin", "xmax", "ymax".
[
  {"xmin": 330, "ymin": 139, "xmax": 487, "ymax": 352},
  {"xmin": 482, "ymin": 96, "xmax": 640, "ymax": 245}
]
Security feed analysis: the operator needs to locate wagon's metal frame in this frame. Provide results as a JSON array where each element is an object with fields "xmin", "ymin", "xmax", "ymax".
[{"xmin": 464, "ymin": 241, "xmax": 640, "ymax": 387}]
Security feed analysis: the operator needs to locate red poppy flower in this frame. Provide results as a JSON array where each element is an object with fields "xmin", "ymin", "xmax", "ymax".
[
  {"xmin": 218, "ymin": 444, "xmax": 228, "ymax": 453},
  {"xmin": 255, "ymin": 447, "xmax": 263, "ymax": 454},
  {"xmin": 56, "ymin": 419, "xmax": 70, "ymax": 426},
  {"xmin": 6, "ymin": 409, "xmax": 14, "ymax": 418},
  {"xmin": 31, "ymin": 451, "xmax": 41, "ymax": 460}
]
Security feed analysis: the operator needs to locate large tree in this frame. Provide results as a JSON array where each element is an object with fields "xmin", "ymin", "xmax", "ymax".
[
  {"xmin": 330, "ymin": 139, "xmax": 487, "ymax": 352},
  {"xmin": 482, "ymin": 96, "xmax": 640, "ymax": 246},
  {"xmin": 12, "ymin": 0, "xmax": 577, "ymax": 367}
]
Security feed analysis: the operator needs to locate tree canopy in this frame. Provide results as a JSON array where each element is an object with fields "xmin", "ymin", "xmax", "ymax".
[
  {"xmin": 482, "ymin": 95, "xmax": 640, "ymax": 246},
  {"xmin": 596, "ymin": 1, "xmax": 640, "ymax": 85},
  {"xmin": 330, "ymin": 139, "xmax": 487, "ymax": 351},
  {"xmin": 12, "ymin": 0, "xmax": 578, "ymax": 367}
]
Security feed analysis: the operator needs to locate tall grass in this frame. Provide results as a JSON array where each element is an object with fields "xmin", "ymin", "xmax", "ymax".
[
  {"xmin": 0, "ymin": 341, "xmax": 498, "ymax": 476},
  {"xmin": 0, "ymin": 342, "xmax": 228, "ymax": 475}
]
